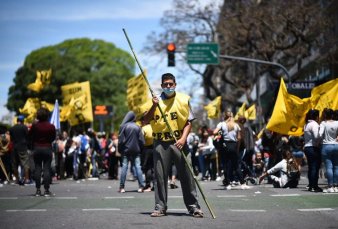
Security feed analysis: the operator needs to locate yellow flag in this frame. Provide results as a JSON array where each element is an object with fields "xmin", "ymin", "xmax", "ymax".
[
  {"xmin": 27, "ymin": 69, "xmax": 52, "ymax": 92},
  {"xmin": 19, "ymin": 98, "xmax": 41, "ymax": 123},
  {"xmin": 204, "ymin": 96, "xmax": 222, "ymax": 119},
  {"xmin": 234, "ymin": 102, "xmax": 246, "ymax": 120},
  {"xmin": 266, "ymin": 78, "xmax": 312, "ymax": 136},
  {"xmin": 311, "ymin": 78, "xmax": 338, "ymax": 111},
  {"xmin": 40, "ymin": 101, "xmax": 54, "ymax": 112},
  {"xmin": 127, "ymin": 71, "xmax": 150, "ymax": 118},
  {"xmin": 61, "ymin": 81, "xmax": 93, "ymax": 126},
  {"xmin": 245, "ymin": 104, "xmax": 256, "ymax": 120}
]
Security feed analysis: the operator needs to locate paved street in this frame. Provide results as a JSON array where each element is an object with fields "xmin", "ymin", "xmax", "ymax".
[{"xmin": 1, "ymin": 173, "xmax": 338, "ymax": 229}]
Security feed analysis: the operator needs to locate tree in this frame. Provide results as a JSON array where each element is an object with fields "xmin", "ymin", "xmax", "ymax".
[
  {"xmin": 7, "ymin": 38, "xmax": 135, "ymax": 130},
  {"xmin": 143, "ymin": 0, "xmax": 337, "ymax": 108}
]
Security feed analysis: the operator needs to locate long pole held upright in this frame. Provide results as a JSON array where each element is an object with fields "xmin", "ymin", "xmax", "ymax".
[{"xmin": 122, "ymin": 28, "xmax": 216, "ymax": 219}]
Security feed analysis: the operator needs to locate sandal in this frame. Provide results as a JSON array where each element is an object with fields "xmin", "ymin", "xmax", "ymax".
[
  {"xmin": 150, "ymin": 210, "xmax": 166, "ymax": 217},
  {"xmin": 192, "ymin": 209, "xmax": 204, "ymax": 218}
]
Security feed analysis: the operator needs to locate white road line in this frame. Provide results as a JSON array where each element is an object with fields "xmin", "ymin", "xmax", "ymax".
[
  {"xmin": 104, "ymin": 196, "xmax": 135, "ymax": 199},
  {"xmin": 298, "ymin": 208, "xmax": 334, "ymax": 212},
  {"xmin": 6, "ymin": 209, "xmax": 46, "ymax": 212},
  {"xmin": 0, "ymin": 197, "xmax": 18, "ymax": 200},
  {"xmin": 54, "ymin": 197, "xmax": 78, "ymax": 199},
  {"xmin": 217, "ymin": 195, "xmax": 247, "ymax": 198},
  {"xmin": 167, "ymin": 209, "xmax": 187, "ymax": 212},
  {"xmin": 230, "ymin": 209, "xmax": 266, "ymax": 212},
  {"xmin": 82, "ymin": 208, "xmax": 120, "ymax": 211},
  {"xmin": 168, "ymin": 196, "xmax": 183, "ymax": 198},
  {"xmin": 270, "ymin": 194, "xmax": 300, "ymax": 197}
]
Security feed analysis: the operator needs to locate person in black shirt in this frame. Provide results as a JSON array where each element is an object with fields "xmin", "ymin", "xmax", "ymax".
[{"xmin": 9, "ymin": 115, "xmax": 30, "ymax": 185}]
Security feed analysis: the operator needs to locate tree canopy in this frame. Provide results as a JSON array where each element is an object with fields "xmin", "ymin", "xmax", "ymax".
[
  {"xmin": 143, "ymin": 0, "xmax": 337, "ymax": 107},
  {"xmin": 7, "ymin": 38, "xmax": 135, "ymax": 129}
]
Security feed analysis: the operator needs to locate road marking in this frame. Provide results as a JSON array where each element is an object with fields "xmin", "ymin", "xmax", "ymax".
[
  {"xmin": 167, "ymin": 208, "xmax": 187, "ymax": 212},
  {"xmin": 168, "ymin": 196, "xmax": 183, "ymax": 198},
  {"xmin": 217, "ymin": 195, "xmax": 247, "ymax": 198},
  {"xmin": 82, "ymin": 208, "xmax": 120, "ymax": 211},
  {"xmin": 230, "ymin": 209, "xmax": 266, "ymax": 212},
  {"xmin": 0, "ymin": 197, "xmax": 18, "ymax": 200},
  {"xmin": 54, "ymin": 197, "xmax": 78, "ymax": 199},
  {"xmin": 298, "ymin": 208, "xmax": 334, "ymax": 212},
  {"xmin": 271, "ymin": 194, "xmax": 300, "ymax": 197},
  {"xmin": 104, "ymin": 196, "xmax": 135, "ymax": 199},
  {"xmin": 6, "ymin": 209, "xmax": 46, "ymax": 212}
]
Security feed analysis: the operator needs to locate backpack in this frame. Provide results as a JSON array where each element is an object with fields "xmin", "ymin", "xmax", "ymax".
[
  {"xmin": 213, "ymin": 130, "xmax": 226, "ymax": 150},
  {"xmin": 80, "ymin": 135, "xmax": 89, "ymax": 154}
]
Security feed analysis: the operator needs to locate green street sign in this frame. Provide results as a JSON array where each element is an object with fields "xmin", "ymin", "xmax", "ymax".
[{"xmin": 187, "ymin": 43, "xmax": 219, "ymax": 64}]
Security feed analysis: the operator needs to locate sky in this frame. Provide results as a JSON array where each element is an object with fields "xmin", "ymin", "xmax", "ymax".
[{"xmin": 0, "ymin": 0, "xmax": 205, "ymax": 121}]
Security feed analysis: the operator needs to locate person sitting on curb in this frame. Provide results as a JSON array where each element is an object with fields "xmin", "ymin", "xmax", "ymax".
[{"xmin": 259, "ymin": 145, "xmax": 300, "ymax": 188}]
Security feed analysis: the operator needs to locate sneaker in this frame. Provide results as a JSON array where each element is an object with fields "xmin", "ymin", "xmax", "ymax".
[
  {"xmin": 143, "ymin": 187, "xmax": 152, "ymax": 192},
  {"xmin": 119, "ymin": 188, "xmax": 126, "ymax": 193},
  {"xmin": 323, "ymin": 187, "xmax": 335, "ymax": 193},
  {"xmin": 216, "ymin": 176, "xmax": 222, "ymax": 181},
  {"xmin": 225, "ymin": 185, "xmax": 232, "ymax": 190},
  {"xmin": 334, "ymin": 187, "xmax": 338, "ymax": 193},
  {"xmin": 35, "ymin": 189, "xmax": 41, "ymax": 197},
  {"xmin": 309, "ymin": 187, "xmax": 323, "ymax": 192},
  {"xmin": 44, "ymin": 190, "xmax": 53, "ymax": 197},
  {"xmin": 137, "ymin": 188, "xmax": 144, "ymax": 193},
  {"xmin": 240, "ymin": 184, "xmax": 251, "ymax": 190}
]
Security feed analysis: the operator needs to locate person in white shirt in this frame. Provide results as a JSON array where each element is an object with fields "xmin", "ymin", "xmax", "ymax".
[
  {"xmin": 259, "ymin": 146, "xmax": 299, "ymax": 188},
  {"xmin": 303, "ymin": 109, "xmax": 322, "ymax": 192},
  {"xmin": 319, "ymin": 108, "xmax": 338, "ymax": 193}
]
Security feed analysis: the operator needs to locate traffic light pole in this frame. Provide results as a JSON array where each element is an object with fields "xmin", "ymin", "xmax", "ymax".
[{"xmin": 219, "ymin": 54, "xmax": 291, "ymax": 84}]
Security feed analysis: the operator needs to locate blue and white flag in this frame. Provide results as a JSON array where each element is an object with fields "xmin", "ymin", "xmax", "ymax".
[{"xmin": 50, "ymin": 99, "xmax": 61, "ymax": 130}]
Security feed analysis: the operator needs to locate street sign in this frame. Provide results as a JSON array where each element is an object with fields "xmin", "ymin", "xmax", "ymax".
[{"xmin": 187, "ymin": 43, "xmax": 219, "ymax": 64}]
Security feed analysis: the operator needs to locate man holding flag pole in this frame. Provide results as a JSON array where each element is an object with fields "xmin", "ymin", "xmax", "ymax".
[{"xmin": 143, "ymin": 73, "xmax": 204, "ymax": 218}]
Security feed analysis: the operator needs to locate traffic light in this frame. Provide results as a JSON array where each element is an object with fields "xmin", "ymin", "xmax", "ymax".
[{"xmin": 167, "ymin": 43, "xmax": 176, "ymax": 67}]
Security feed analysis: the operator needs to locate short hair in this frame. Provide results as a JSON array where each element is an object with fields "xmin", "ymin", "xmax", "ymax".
[
  {"xmin": 161, "ymin": 73, "xmax": 176, "ymax": 84},
  {"xmin": 36, "ymin": 108, "xmax": 50, "ymax": 121},
  {"xmin": 305, "ymin": 109, "xmax": 319, "ymax": 122}
]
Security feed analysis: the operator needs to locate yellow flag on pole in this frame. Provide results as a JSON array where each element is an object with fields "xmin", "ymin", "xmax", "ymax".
[
  {"xmin": 203, "ymin": 96, "xmax": 222, "ymax": 119},
  {"xmin": 266, "ymin": 78, "xmax": 312, "ymax": 136},
  {"xmin": 127, "ymin": 71, "xmax": 149, "ymax": 117},
  {"xmin": 311, "ymin": 78, "xmax": 338, "ymax": 111},
  {"xmin": 245, "ymin": 104, "xmax": 256, "ymax": 120},
  {"xmin": 61, "ymin": 81, "xmax": 93, "ymax": 126},
  {"xmin": 27, "ymin": 69, "xmax": 52, "ymax": 92},
  {"xmin": 234, "ymin": 102, "xmax": 246, "ymax": 120}
]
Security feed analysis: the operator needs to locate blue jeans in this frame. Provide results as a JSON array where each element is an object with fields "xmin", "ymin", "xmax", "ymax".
[
  {"xmin": 304, "ymin": 146, "xmax": 321, "ymax": 188},
  {"xmin": 119, "ymin": 154, "xmax": 144, "ymax": 189},
  {"xmin": 321, "ymin": 144, "xmax": 338, "ymax": 187}
]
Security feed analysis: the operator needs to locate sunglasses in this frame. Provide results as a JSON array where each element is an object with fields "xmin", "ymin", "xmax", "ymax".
[{"xmin": 162, "ymin": 82, "xmax": 175, "ymax": 87}]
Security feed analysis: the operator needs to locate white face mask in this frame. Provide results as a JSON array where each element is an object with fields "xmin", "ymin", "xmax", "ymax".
[{"xmin": 163, "ymin": 88, "xmax": 175, "ymax": 96}]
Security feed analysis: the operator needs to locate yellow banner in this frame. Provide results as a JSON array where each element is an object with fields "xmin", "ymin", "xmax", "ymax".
[
  {"xmin": 266, "ymin": 78, "xmax": 312, "ymax": 136},
  {"xmin": 61, "ymin": 81, "xmax": 93, "ymax": 126},
  {"xmin": 204, "ymin": 96, "xmax": 222, "ymax": 119},
  {"xmin": 311, "ymin": 78, "xmax": 338, "ymax": 111},
  {"xmin": 127, "ymin": 72, "xmax": 149, "ymax": 117}
]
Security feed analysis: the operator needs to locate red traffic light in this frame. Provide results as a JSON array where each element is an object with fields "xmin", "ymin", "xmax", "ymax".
[{"xmin": 167, "ymin": 43, "xmax": 176, "ymax": 52}]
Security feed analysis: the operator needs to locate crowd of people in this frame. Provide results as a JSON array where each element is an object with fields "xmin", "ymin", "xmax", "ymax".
[{"xmin": 0, "ymin": 73, "xmax": 338, "ymax": 218}]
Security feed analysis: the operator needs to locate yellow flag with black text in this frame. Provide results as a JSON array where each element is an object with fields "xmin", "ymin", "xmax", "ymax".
[
  {"xmin": 61, "ymin": 81, "xmax": 93, "ymax": 126},
  {"xmin": 204, "ymin": 96, "xmax": 222, "ymax": 119},
  {"xmin": 266, "ymin": 78, "xmax": 312, "ymax": 136},
  {"xmin": 127, "ymin": 72, "xmax": 149, "ymax": 117},
  {"xmin": 311, "ymin": 78, "xmax": 338, "ymax": 111}
]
